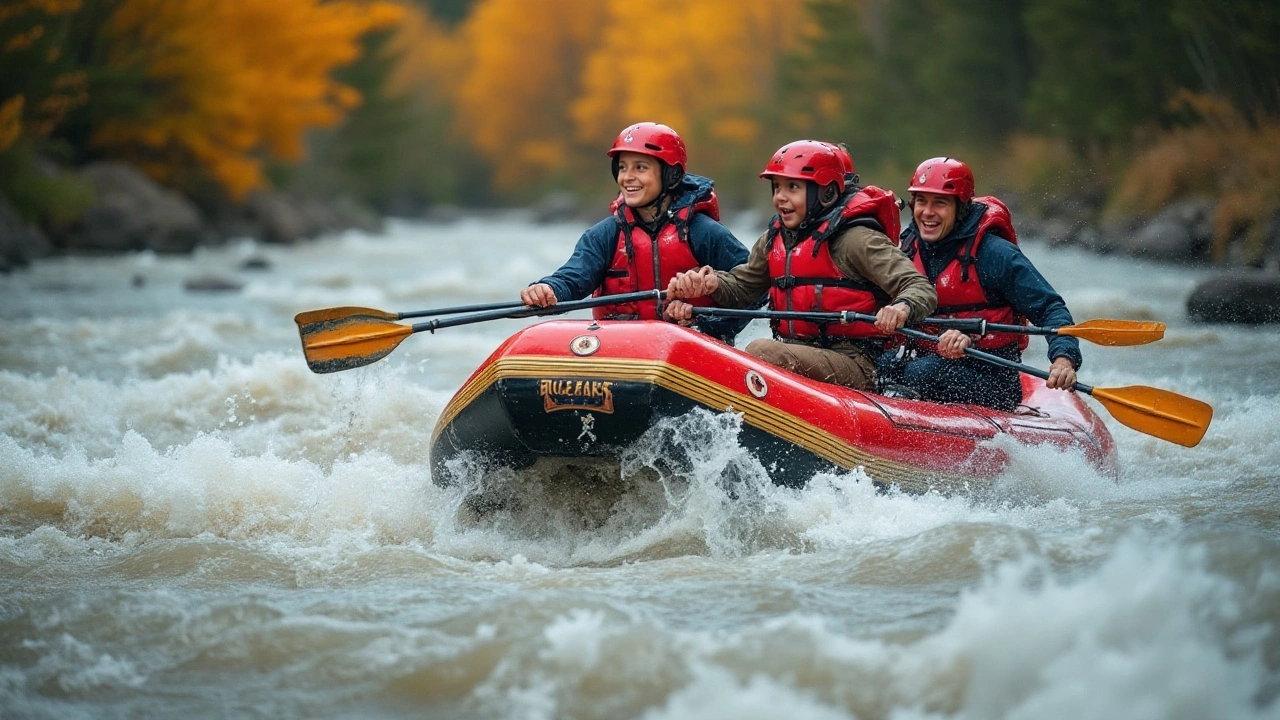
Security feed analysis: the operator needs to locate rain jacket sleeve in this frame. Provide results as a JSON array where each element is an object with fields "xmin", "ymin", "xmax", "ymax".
[
  {"xmin": 975, "ymin": 236, "xmax": 1083, "ymax": 369},
  {"xmin": 830, "ymin": 227, "xmax": 938, "ymax": 323},
  {"xmin": 535, "ymin": 217, "xmax": 617, "ymax": 302},
  {"xmin": 686, "ymin": 213, "xmax": 754, "ymax": 341},
  {"xmin": 709, "ymin": 231, "xmax": 774, "ymax": 309}
]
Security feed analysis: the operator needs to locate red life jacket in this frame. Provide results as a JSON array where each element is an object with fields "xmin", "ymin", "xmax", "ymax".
[
  {"xmin": 903, "ymin": 196, "xmax": 1029, "ymax": 352},
  {"xmin": 765, "ymin": 186, "xmax": 900, "ymax": 343},
  {"xmin": 592, "ymin": 190, "xmax": 720, "ymax": 320}
]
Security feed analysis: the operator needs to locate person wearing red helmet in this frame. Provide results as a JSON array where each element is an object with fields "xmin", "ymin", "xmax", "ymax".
[
  {"xmin": 878, "ymin": 156, "xmax": 1082, "ymax": 410},
  {"xmin": 520, "ymin": 122, "xmax": 751, "ymax": 342},
  {"xmin": 664, "ymin": 141, "xmax": 936, "ymax": 390}
]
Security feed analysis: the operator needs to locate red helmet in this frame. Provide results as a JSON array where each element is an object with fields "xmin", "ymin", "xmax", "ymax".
[
  {"xmin": 760, "ymin": 140, "xmax": 846, "ymax": 194},
  {"xmin": 607, "ymin": 122, "xmax": 687, "ymax": 171},
  {"xmin": 833, "ymin": 144, "xmax": 855, "ymax": 177},
  {"xmin": 908, "ymin": 157, "xmax": 974, "ymax": 203}
]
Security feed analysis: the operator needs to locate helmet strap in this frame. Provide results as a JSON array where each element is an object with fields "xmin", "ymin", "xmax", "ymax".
[{"xmin": 802, "ymin": 181, "xmax": 840, "ymax": 227}]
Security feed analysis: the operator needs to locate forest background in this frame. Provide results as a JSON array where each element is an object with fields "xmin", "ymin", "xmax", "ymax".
[{"xmin": 2, "ymin": 0, "xmax": 1277, "ymax": 263}]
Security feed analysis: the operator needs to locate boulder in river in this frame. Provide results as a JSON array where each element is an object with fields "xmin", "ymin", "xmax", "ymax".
[
  {"xmin": 0, "ymin": 195, "xmax": 53, "ymax": 271},
  {"xmin": 63, "ymin": 162, "xmax": 211, "ymax": 254},
  {"xmin": 1186, "ymin": 268, "xmax": 1280, "ymax": 324},
  {"xmin": 1119, "ymin": 198, "xmax": 1214, "ymax": 262},
  {"xmin": 183, "ymin": 274, "xmax": 244, "ymax": 293}
]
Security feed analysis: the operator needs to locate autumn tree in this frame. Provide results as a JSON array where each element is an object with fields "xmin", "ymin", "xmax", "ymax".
[
  {"xmin": 93, "ymin": 0, "xmax": 402, "ymax": 199},
  {"xmin": 0, "ymin": 0, "xmax": 88, "ymax": 155},
  {"xmin": 571, "ymin": 0, "xmax": 804, "ymax": 205}
]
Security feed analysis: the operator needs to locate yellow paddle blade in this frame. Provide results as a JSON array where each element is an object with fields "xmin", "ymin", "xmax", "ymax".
[
  {"xmin": 1090, "ymin": 385, "xmax": 1213, "ymax": 447},
  {"xmin": 1058, "ymin": 319, "xmax": 1165, "ymax": 346},
  {"xmin": 293, "ymin": 306, "xmax": 398, "ymax": 326},
  {"xmin": 295, "ymin": 311, "xmax": 413, "ymax": 374}
]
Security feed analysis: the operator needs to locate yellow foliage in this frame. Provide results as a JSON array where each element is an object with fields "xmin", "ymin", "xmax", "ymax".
[
  {"xmin": 571, "ymin": 0, "xmax": 803, "ymax": 172},
  {"xmin": 387, "ymin": 5, "xmax": 464, "ymax": 99},
  {"xmin": 449, "ymin": 0, "xmax": 609, "ymax": 191},
  {"xmin": 95, "ymin": 0, "xmax": 402, "ymax": 199},
  {"xmin": 1110, "ymin": 92, "xmax": 1280, "ymax": 262},
  {"xmin": 0, "ymin": 95, "xmax": 24, "ymax": 153},
  {"xmin": 418, "ymin": 0, "xmax": 803, "ymax": 194}
]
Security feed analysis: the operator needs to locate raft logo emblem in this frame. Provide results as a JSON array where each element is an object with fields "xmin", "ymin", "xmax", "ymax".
[
  {"xmin": 578, "ymin": 413, "xmax": 597, "ymax": 442},
  {"xmin": 539, "ymin": 379, "xmax": 615, "ymax": 414},
  {"xmin": 745, "ymin": 370, "xmax": 768, "ymax": 398},
  {"xmin": 570, "ymin": 334, "xmax": 600, "ymax": 356}
]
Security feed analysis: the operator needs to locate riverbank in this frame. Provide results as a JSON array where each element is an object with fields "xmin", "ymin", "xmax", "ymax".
[
  {"xmin": 0, "ymin": 161, "xmax": 381, "ymax": 273},
  {"xmin": 4, "ymin": 166, "xmax": 1279, "ymax": 324}
]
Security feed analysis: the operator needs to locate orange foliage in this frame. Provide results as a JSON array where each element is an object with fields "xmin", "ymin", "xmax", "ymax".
[
  {"xmin": 0, "ymin": 0, "xmax": 83, "ymax": 149},
  {"xmin": 406, "ymin": 0, "xmax": 803, "ymax": 194},
  {"xmin": 572, "ymin": 0, "xmax": 803, "ymax": 153},
  {"xmin": 387, "ymin": 5, "xmax": 463, "ymax": 99},
  {"xmin": 94, "ymin": 0, "xmax": 402, "ymax": 199},
  {"xmin": 449, "ymin": 0, "xmax": 609, "ymax": 191},
  {"xmin": 0, "ymin": 96, "xmax": 23, "ymax": 153}
]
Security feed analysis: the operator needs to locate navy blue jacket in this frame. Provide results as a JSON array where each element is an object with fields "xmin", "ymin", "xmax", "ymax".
[
  {"xmin": 902, "ymin": 205, "xmax": 1083, "ymax": 369},
  {"xmin": 537, "ymin": 174, "xmax": 751, "ymax": 341}
]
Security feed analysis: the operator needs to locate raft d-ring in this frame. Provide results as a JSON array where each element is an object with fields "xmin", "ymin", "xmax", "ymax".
[
  {"xmin": 745, "ymin": 370, "xmax": 768, "ymax": 398},
  {"xmin": 570, "ymin": 335, "xmax": 601, "ymax": 356}
]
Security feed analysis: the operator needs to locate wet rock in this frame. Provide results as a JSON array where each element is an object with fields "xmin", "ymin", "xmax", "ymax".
[
  {"xmin": 423, "ymin": 204, "xmax": 464, "ymax": 224},
  {"xmin": 239, "ymin": 255, "xmax": 272, "ymax": 271},
  {"xmin": 243, "ymin": 191, "xmax": 382, "ymax": 244},
  {"xmin": 1091, "ymin": 214, "xmax": 1138, "ymax": 254},
  {"xmin": 531, "ymin": 192, "xmax": 580, "ymax": 224},
  {"xmin": 1186, "ymin": 269, "xmax": 1280, "ymax": 324},
  {"xmin": 183, "ymin": 274, "xmax": 243, "ymax": 293},
  {"xmin": 1038, "ymin": 217, "xmax": 1084, "ymax": 247},
  {"xmin": 1120, "ymin": 198, "xmax": 1213, "ymax": 262},
  {"xmin": 64, "ymin": 162, "xmax": 211, "ymax": 254},
  {"xmin": 0, "ymin": 195, "xmax": 52, "ymax": 271}
]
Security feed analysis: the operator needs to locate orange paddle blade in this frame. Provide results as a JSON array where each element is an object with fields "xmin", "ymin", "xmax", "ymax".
[
  {"xmin": 1058, "ymin": 320, "xmax": 1165, "ymax": 346},
  {"xmin": 293, "ymin": 306, "xmax": 398, "ymax": 326},
  {"xmin": 1090, "ymin": 385, "xmax": 1213, "ymax": 447},
  {"xmin": 295, "ymin": 311, "xmax": 413, "ymax": 374}
]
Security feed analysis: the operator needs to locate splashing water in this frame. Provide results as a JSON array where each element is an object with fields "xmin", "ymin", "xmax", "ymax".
[{"xmin": 1, "ymin": 220, "xmax": 1277, "ymax": 718}]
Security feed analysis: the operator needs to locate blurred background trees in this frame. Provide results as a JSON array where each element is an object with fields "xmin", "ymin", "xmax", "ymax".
[{"xmin": 1, "ymin": 0, "xmax": 1277, "ymax": 254}]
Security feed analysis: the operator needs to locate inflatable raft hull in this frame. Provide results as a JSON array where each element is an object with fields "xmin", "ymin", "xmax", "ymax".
[{"xmin": 430, "ymin": 320, "xmax": 1117, "ymax": 492}]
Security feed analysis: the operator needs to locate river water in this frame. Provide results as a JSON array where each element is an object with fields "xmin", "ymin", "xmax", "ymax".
[{"xmin": 1, "ymin": 216, "xmax": 1278, "ymax": 719}]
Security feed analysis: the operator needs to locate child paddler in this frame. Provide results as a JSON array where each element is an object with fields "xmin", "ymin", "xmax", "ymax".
[
  {"xmin": 664, "ymin": 140, "xmax": 937, "ymax": 389},
  {"xmin": 520, "ymin": 122, "xmax": 751, "ymax": 343}
]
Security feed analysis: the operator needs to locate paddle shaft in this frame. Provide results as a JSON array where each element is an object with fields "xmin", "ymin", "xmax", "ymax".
[
  {"xmin": 690, "ymin": 306, "xmax": 1092, "ymax": 390},
  {"xmin": 410, "ymin": 289, "xmax": 664, "ymax": 332},
  {"xmin": 397, "ymin": 300, "xmax": 524, "ymax": 319},
  {"xmin": 691, "ymin": 307, "xmax": 1068, "ymax": 339}
]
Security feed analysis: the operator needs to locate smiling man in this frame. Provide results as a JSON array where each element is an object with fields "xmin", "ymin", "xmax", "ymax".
[{"xmin": 879, "ymin": 157, "xmax": 1083, "ymax": 410}]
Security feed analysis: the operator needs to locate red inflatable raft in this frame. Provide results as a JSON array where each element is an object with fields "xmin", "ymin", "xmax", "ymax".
[{"xmin": 430, "ymin": 320, "xmax": 1118, "ymax": 492}]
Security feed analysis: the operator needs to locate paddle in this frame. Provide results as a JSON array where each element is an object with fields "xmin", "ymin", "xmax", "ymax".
[
  {"xmin": 295, "ymin": 289, "xmax": 664, "ymax": 374},
  {"xmin": 687, "ymin": 307, "xmax": 1164, "ymax": 346},
  {"xmin": 293, "ymin": 299, "xmax": 526, "ymax": 327},
  {"xmin": 689, "ymin": 307, "xmax": 1212, "ymax": 447}
]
